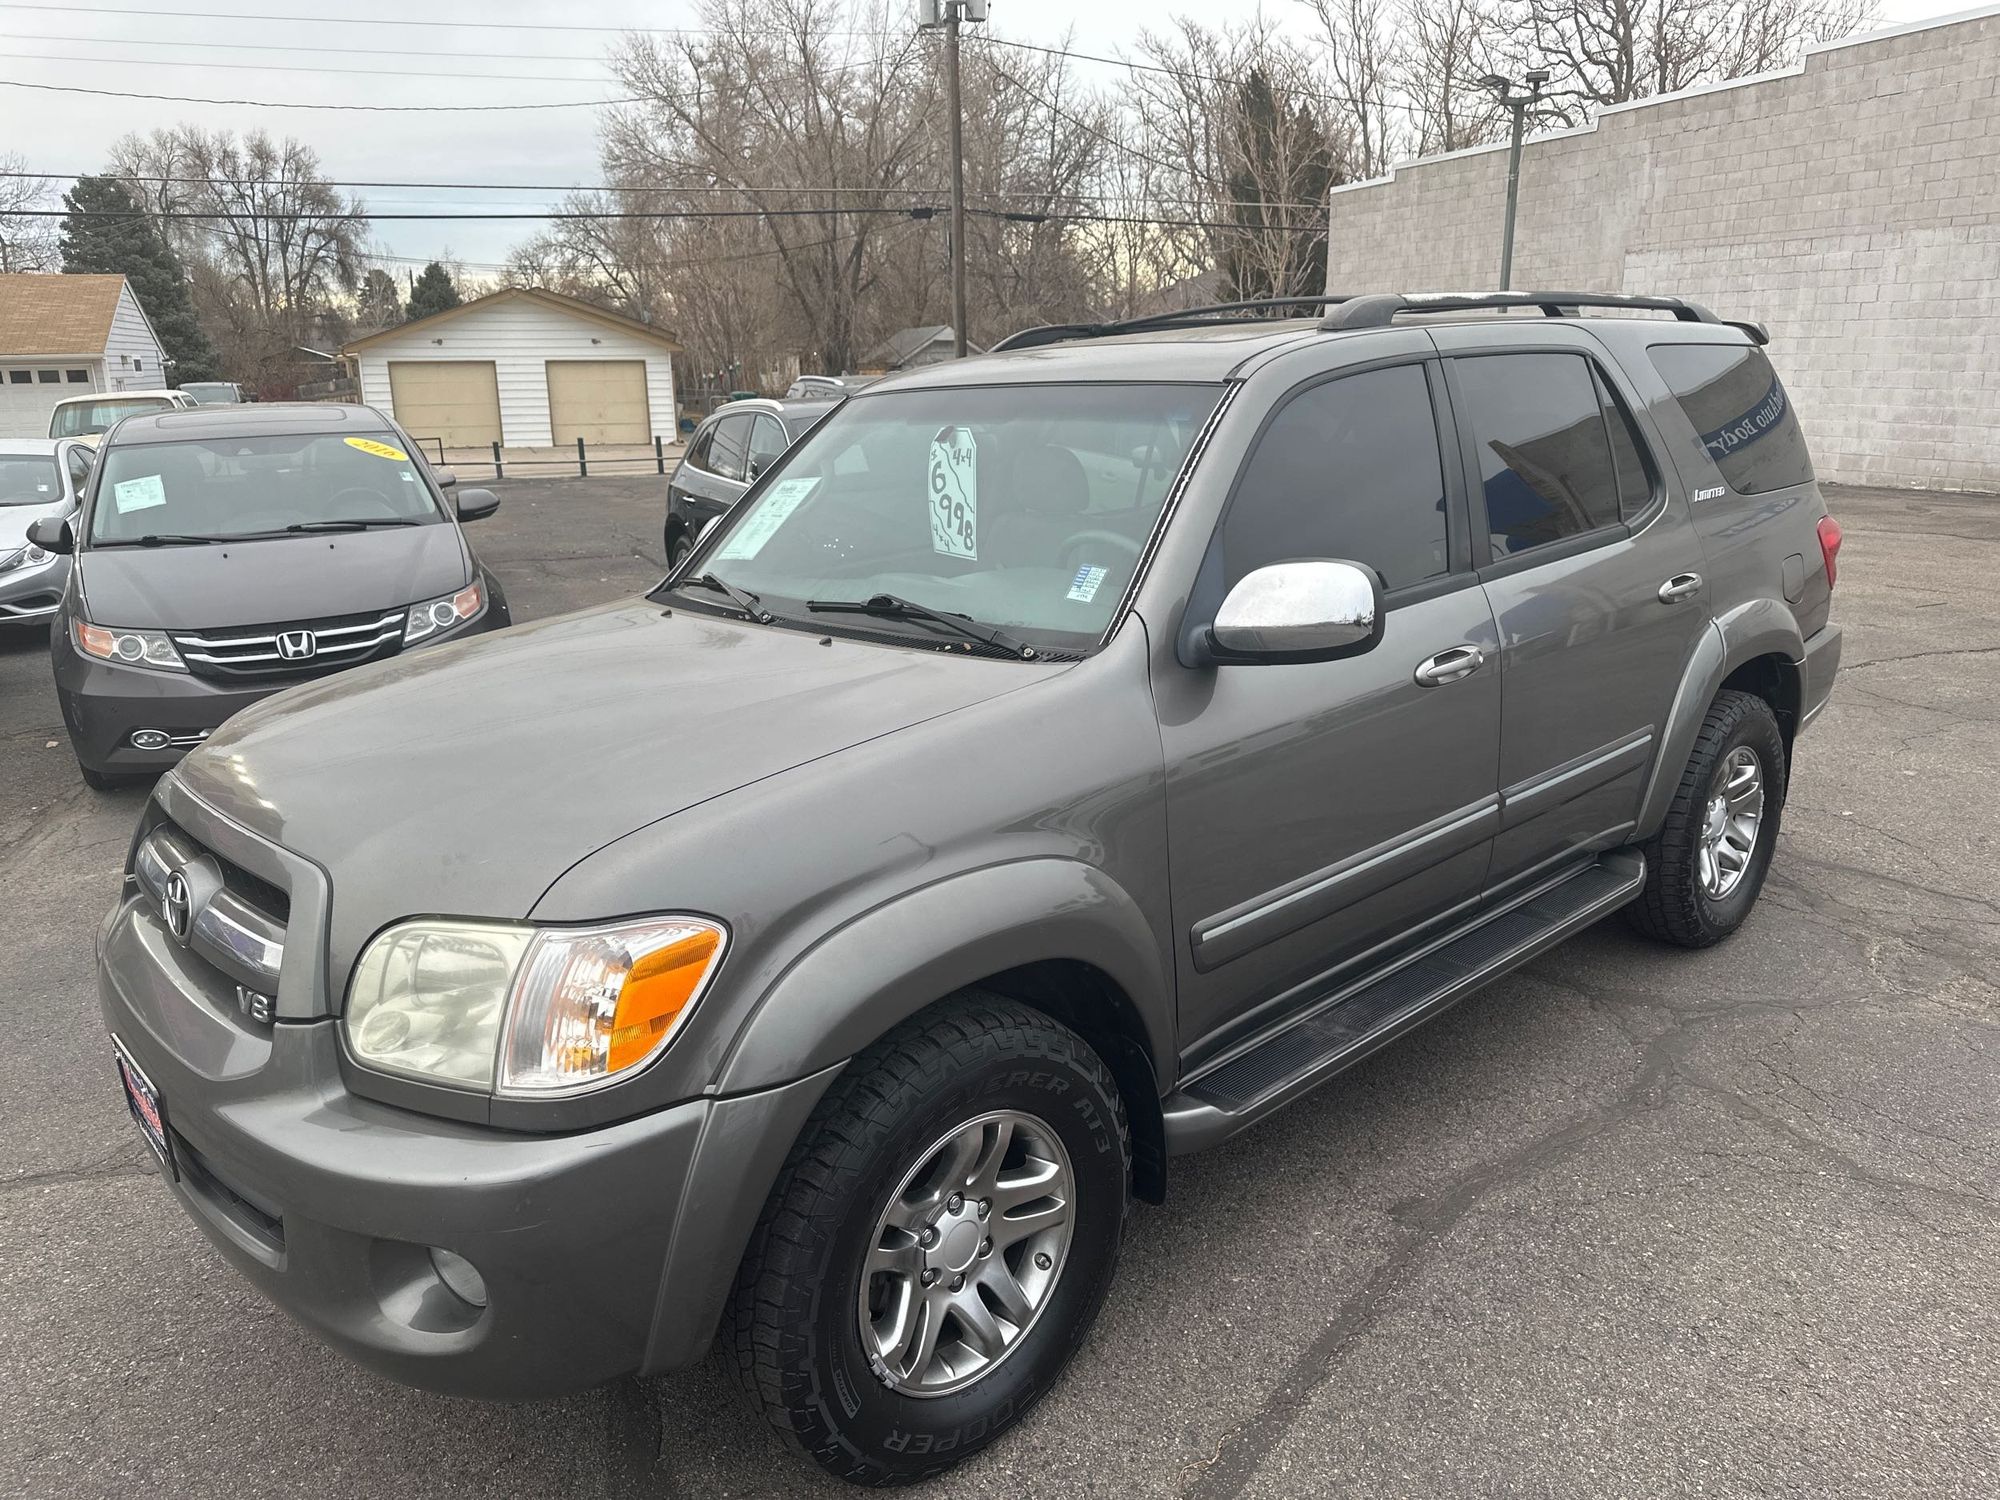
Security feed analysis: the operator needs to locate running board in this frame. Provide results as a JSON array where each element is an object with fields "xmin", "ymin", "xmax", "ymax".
[{"xmin": 1162, "ymin": 853, "xmax": 1646, "ymax": 1155}]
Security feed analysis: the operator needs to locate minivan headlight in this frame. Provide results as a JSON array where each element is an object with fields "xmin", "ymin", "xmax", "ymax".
[
  {"xmin": 74, "ymin": 620, "xmax": 187, "ymax": 672},
  {"xmin": 404, "ymin": 579, "xmax": 485, "ymax": 645},
  {"xmin": 344, "ymin": 916, "xmax": 726, "ymax": 1096}
]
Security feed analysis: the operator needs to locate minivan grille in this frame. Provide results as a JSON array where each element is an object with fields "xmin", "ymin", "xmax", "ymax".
[{"xmin": 170, "ymin": 607, "xmax": 405, "ymax": 682}]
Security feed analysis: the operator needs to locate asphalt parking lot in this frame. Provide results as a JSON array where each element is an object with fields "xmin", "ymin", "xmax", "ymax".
[{"xmin": 2, "ymin": 477, "xmax": 1995, "ymax": 1499}]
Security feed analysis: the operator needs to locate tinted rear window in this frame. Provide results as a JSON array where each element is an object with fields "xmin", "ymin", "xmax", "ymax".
[
  {"xmin": 1648, "ymin": 343, "xmax": 1814, "ymax": 494},
  {"xmin": 1453, "ymin": 352, "xmax": 1625, "ymax": 558}
]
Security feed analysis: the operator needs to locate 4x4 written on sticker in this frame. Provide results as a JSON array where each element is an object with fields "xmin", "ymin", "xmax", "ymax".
[{"xmin": 930, "ymin": 426, "xmax": 977, "ymax": 560}]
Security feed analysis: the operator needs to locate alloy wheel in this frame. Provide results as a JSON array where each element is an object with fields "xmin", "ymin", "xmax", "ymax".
[
  {"xmin": 857, "ymin": 1109, "xmax": 1075, "ymax": 1398},
  {"xmin": 1698, "ymin": 744, "xmax": 1765, "ymax": 899}
]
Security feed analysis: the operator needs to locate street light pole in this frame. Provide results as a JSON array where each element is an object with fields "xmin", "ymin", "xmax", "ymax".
[
  {"xmin": 920, "ymin": 0, "xmax": 987, "ymax": 358},
  {"xmin": 1481, "ymin": 69, "xmax": 1549, "ymax": 292}
]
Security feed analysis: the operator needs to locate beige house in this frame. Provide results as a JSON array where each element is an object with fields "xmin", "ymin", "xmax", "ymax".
[
  {"xmin": 343, "ymin": 287, "xmax": 683, "ymax": 449},
  {"xmin": 0, "ymin": 274, "xmax": 169, "ymax": 438}
]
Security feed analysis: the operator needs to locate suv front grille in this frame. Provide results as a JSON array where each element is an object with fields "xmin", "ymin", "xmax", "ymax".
[
  {"xmin": 134, "ymin": 820, "xmax": 288, "ymax": 1000},
  {"xmin": 170, "ymin": 607, "xmax": 405, "ymax": 682}
]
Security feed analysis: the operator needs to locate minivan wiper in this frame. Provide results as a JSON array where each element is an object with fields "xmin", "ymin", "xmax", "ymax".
[
  {"xmin": 681, "ymin": 572, "xmax": 773, "ymax": 623},
  {"xmin": 93, "ymin": 532, "xmax": 233, "ymax": 547},
  {"xmin": 284, "ymin": 518, "xmax": 420, "ymax": 533},
  {"xmin": 807, "ymin": 593, "xmax": 1037, "ymax": 660}
]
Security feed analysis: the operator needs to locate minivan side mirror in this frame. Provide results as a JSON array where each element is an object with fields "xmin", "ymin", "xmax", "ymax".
[
  {"xmin": 1202, "ymin": 559, "xmax": 1383, "ymax": 665},
  {"xmin": 454, "ymin": 488, "xmax": 500, "ymax": 522},
  {"xmin": 434, "ymin": 466, "xmax": 458, "ymax": 489},
  {"xmin": 27, "ymin": 515, "xmax": 74, "ymax": 554}
]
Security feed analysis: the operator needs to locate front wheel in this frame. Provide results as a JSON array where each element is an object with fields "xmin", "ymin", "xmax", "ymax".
[
  {"xmin": 729, "ymin": 993, "xmax": 1129, "ymax": 1486},
  {"xmin": 1628, "ymin": 688, "xmax": 1788, "ymax": 947}
]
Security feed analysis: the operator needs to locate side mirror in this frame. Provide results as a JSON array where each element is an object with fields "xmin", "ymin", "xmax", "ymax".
[
  {"xmin": 454, "ymin": 488, "xmax": 500, "ymax": 522},
  {"xmin": 434, "ymin": 466, "xmax": 459, "ymax": 489},
  {"xmin": 27, "ymin": 515, "xmax": 74, "ymax": 554},
  {"xmin": 1203, "ymin": 559, "xmax": 1383, "ymax": 664}
]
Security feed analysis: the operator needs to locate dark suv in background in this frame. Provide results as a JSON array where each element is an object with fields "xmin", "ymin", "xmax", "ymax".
[
  {"xmin": 664, "ymin": 396, "xmax": 833, "ymax": 567},
  {"xmin": 97, "ymin": 293, "xmax": 1839, "ymax": 1487},
  {"xmin": 35, "ymin": 403, "xmax": 509, "ymax": 787}
]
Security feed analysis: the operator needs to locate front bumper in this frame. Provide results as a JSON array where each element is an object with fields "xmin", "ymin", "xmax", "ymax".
[
  {"xmin": 99, "ymin": 888, "xmax": 838, "ymax": 1398},
  {"xmin": 0, "ymin": 553, "xmax": 68, "ymax": 622},
  {"xmin": 1798, "ymin": 622, "xmax": 1843, "ymax": 733}
]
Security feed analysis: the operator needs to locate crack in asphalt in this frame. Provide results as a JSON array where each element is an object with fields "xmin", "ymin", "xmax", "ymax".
[
  {"xmin": 0, "ymin": 1152, "xmax": 153, "ymax": 1196},
  {"xmin": 1843, "ymin": 643, "xmax": 2000, "ymax": 671}
]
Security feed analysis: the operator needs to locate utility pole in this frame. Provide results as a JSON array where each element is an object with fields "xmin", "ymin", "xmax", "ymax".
[
  {"xmin": 1480, "ymin": 69, "xmax": 1549, "ymax": 291},
  {"xmin": 919, "ymin": 0, "xmax": 988, "ymax": 357}
]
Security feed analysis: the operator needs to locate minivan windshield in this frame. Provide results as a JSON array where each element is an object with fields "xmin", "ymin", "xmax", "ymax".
[
  {"xmin": 671, "ymin": 382, "xmax": 1221, "ymax": 653},
  {"xmin": 50, "ymin": 396, "xmax": 176, "ymax": 439},
  {"xmin": 89, "ymin": 431, "xmax": 443, "ymax": 544},
  {"xmin": 0, "ymin": 455, "xmax": 60, "ymax": 506}
]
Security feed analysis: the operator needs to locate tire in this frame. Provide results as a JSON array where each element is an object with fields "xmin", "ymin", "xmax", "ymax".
[
  {"xmin": 666, "ymin": 532, "xmax": 692, "ymax": 572},
  {"xmin": 1628, "ymin": 688, "xmax": 1788, "ymax": 948},
  {"xmin": 728, "ymin": 992, "xmax": 1130, "ymax": 1487},
  {"xmin": 77, "ymin": 759, "xmax": 124, "ymax": 791}
]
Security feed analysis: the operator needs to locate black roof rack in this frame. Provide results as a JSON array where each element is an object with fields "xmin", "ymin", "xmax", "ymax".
[
  {"xmin": 1319, "ymin": 290, "xmax": 1768, "ymax": 344},
  {"xmin": 991, "ymin": 296, "xmax": 1354, "ymax": 353},
  {"xmin": 990, "ymin": 289, "xmax": 1768, "ymax": 354}
]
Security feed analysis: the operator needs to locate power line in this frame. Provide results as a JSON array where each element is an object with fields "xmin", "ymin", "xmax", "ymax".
[
  {"xmin": 0, "ymin": 3, "xmax": 722, "ymax": 32},
  {"xmin": 0, "ymin": 77, "xmax": 637, "ymax": 111},
  {"xmin": 0, "ymin": 29, "xmax": 614, "ymax": 63},
  {"xmin": 0, "ymin": 51, "xmax": 612, "ymax": 84}
]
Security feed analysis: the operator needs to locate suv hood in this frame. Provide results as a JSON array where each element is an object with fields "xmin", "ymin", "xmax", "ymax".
[
  {"xmin": 173, "ymin": 600, "xmax": 1056, "ymax": 934},
  {"xmin": 78, "ymin": 524, "xmax": 469, "ymax": 629}
]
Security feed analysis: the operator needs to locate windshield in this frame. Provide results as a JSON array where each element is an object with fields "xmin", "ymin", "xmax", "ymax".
[
  {"xmin": 51, "ymin": 396, "xmax": 174, "ymax": 438},
  {"xmin": 677, "ymin": 382, "xmax": 1221, "ymax": 652},
  {"xmin": 0, "ymin": 455, "xmax": 61, "ymax": 507},
  {"xmin": 180, "ymin": 383, "xmax": 241, "ymax": 406},
  {"xmin": 89, "ymin": 431, "xmax": 442, "ymax": 544}
]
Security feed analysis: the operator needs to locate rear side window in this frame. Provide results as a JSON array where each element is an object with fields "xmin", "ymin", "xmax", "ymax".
[
  {"xmin": 1453, "ymin": 352, "xmax": 1625, "ymax": 558},
  {"xmin": 684, "ymin": 423, "xmax": 716, "ymax": 471},
  {"xmin": 708, "ymin": 415, "xmax": 751, "ymax": 482},
  {"xmin": 748, "ymin": 414, "xmax": 787, "ymax": 476},
  {"xmin": 1221, "ymin": 363, "xmax": 1449, "ymax": 592},
  {"xmin": 1648, "ymin": 343, "xmax": 1813, "ymax": 495}
]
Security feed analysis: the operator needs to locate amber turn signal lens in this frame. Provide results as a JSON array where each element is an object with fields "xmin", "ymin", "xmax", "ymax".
[{"xmin": 607, "ymin": 927, "xmax": 723, "ymax": 1072}]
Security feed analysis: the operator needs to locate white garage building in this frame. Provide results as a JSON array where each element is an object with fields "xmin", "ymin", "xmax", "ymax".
[
  {"xmin": 344, "ymin": 287, "xmax": 682, "ymax": 450},
  {"xmin": 0, "ymin": 274, "xmax": 169, "ymax": 438}
]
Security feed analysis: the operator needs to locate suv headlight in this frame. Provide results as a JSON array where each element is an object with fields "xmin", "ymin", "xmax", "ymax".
[
  {"xmin": 404, "ymin": 579, "xmax": 485, "ymax": 645},
  {"xmin": 344, "ymin": 916, "xmax": 726, "ymax": 1096},
  {"xmin": 74, "ymin": 620, "xmax": 187, "ymax": 672}
]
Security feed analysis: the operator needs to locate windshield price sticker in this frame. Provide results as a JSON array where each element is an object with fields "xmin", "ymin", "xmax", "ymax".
[
  {"xmin": 344, "ymin": 437, "xmax": 409, "ymax": 462},
  {"xmin": 929, "ymin": 426, "xmax": 977, "ymax": 559},
  {"xmin": 715, "ymin": 477, "xmax": 819, "ymax": 561},
  {"xmin": 1067, "ymin": 564, "xmax": 1108, "ymax": 603},
  {"xmin": 112, "ymin": 474, "xmax": 167, "ymax": 513}
]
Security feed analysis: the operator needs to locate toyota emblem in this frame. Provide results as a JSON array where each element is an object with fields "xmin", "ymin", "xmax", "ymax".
[
  {"xmin": 162, "ymin": 870, "xmax": 193, "ymax": 942},
  {"xmin": 277, "ymin": 628, "xmax": 318, "ymax": 661}
]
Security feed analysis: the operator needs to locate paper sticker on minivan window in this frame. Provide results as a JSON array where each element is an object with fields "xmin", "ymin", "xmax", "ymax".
[
  {"xmin": 714, "ymin": 477, "xmax": 819, "ymax": 561},
  {"xmin": 929, "ymin": 426, "xmax": 977, "ymax": 559},
  {"xmin": 112, "ymin": 474, "xmax": 166, "ymax": 513},
  {"xmin": 345, "ymin": 437, "xmax": 408, "ymax": 461}
]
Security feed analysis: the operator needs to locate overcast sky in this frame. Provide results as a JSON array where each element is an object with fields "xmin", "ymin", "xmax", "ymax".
[{"xmin": 0, "ymin": 0, "xmax": 1977, "ymax": 275}]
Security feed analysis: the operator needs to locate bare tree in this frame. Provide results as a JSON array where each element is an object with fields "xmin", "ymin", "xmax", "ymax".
[
  {"xmin": 1398, "ymin": 0, "xmax": 1507, "ymax": 155},
  {"xmin": 1502, "ymin": 0, "xmax": 1876, "ymax": 122},
  {"xmin": 0, "ymin": 155, "xmax": 59, "ymax": 272},
  {"xmin": 1305, "ymin": 0, "xmax": 1404, "ymax": 179}
]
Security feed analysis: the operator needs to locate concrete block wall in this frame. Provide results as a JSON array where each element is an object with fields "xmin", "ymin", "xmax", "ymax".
[{"xmin": 1322, "ymin": 6, "xmax": 2000, "ymax": 491}]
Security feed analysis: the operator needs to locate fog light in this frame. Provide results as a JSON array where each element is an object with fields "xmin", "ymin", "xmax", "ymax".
[
  {"xmin": 129, "ymin": 728, "xmax": 171, "ymax": 751},
  {"xmin": 428, "ymin": 1246, "xmax": 488, "ymax": 1308}
]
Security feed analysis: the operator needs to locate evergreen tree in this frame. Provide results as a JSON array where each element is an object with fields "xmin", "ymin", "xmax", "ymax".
[
  {"xmin": 356, "ymin": 268, "xmax": 404, "ymax": 331},
  {"xmin": 405, "ymin": 262, "xmax": 462, "ymax": 321},
  {"xmin": 59, "ymin": 175, "xmax": 220, "ymax": 385},
  {"xmin": 1220, "ymin": 71, "xmax": 1335, "ymax": 302}
]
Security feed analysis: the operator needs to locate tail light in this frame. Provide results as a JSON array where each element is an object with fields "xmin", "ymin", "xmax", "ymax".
[{"xmin": 1816, "ymin": 515, "xmax": 1842, "ymax": 589}]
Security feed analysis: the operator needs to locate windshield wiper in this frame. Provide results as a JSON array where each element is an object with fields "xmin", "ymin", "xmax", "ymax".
[
  {"xmin": 807, "ymin": 593, "xmax": 1037, "ymax": 660},
  {"xmin": 284, "ymin": 519, "xmax": 420, "ymax": 533},
  {"xmin": 94, "ymin": 532, "xmax": 233, "ymax": 547},
  {"xmin": 679, "ymin": 572, "xmax": 773, "ymax": 623}
]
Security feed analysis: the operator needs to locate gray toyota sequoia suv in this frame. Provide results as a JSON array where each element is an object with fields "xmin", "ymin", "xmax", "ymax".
[{"xmin": 98, "ymin": 292, "xmax": 1842, "ymax": 1487}]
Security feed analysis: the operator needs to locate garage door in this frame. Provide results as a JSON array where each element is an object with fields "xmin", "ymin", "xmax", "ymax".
[
  {"xmin": 546, "ymin": 360, "xmax": 650, "ymax": 446},
  {"xmin": 0, "ymin": 367, "xmax": 71, "ymax": 440},
  {"xmin": 386, "ymin": 360, "xmax": 501, "ymax": 448}
]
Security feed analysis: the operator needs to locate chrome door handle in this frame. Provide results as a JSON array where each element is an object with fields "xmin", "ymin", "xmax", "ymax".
[
  {"xmin": 1657, "ymin": 572, "xmax": 1704, "ymax": 603},
  {"xmin": 1414, "ymin": 644, "xmax": 1485, "ymax": 687}
]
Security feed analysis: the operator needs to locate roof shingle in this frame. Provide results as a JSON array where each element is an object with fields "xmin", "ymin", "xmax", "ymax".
[{"xmin": 0, "ymin": 274, "xmax": 127, "ymax": 359}]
